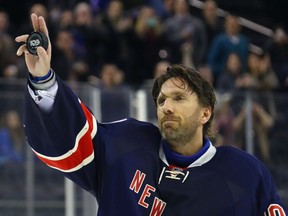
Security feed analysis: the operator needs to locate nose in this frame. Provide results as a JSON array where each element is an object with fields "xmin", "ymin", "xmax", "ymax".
[{"xmin": 159, "ymin": 99, "xmax": 174, "ymax": 114}]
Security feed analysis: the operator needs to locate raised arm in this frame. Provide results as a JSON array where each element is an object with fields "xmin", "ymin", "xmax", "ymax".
[{"xmin": 15, "ymin": 13, "xmax": 99, "ymax": 195}]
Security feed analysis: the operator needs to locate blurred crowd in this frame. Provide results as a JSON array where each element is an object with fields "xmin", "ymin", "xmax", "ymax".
[
  {"xmin": 0, "ymin": 0, "xmax": 288, "ymax": 165},
  {"xmin": 0, "ymin": 0, "xmax": 287, "ymax": 91}
]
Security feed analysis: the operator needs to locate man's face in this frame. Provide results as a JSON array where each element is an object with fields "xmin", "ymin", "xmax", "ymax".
[{"xmin": 156, "ymin": 78, "xmax": 205, "ymax": 147}]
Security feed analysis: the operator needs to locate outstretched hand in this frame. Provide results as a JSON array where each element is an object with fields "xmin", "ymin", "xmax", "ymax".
[{"xmin": 15, "ymin": 13, "xmax": 51, "ymax": 77}]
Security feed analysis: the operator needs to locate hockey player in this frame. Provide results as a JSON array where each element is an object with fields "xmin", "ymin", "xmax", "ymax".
[{"xmin": 15, "ymin": 13, "xmax": 287, "ymax": 215}]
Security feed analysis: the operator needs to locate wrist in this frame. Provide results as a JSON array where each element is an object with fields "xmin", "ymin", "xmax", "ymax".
[
  {"xmin": 28, "ymin": 69, "xmax": 56, "ymax": 90},
  {"xmin": 30, "ymin": 69, "xmax": 52, "ymax": 83}
]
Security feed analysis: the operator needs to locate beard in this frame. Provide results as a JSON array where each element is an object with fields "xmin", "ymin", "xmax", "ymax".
[{"xmin": 159, "ymin": 117, "xmax": 199, "ymax": 147}]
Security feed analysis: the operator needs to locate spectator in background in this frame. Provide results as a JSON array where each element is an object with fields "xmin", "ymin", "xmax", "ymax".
[
  {"xmin": 214, "ymin": 51, "xmax": 278, "ymax": 164},
  {"xmin": 52, "ymin": 28, "xmax": 91, "ymax": 83},
  {"xmin": 230, "ymin": 53, "xmax": 279, "ymax": 91},
  {"xmin": 243, "ymin": 53, "xmax": 279, "ymax": 91},
  {"xmin": 207, "ymin": 14, "xmax": 249, "ymax": 86},
  {"xmin": 181, "ymin": 40, "xmax": 194, "ymax": 68},
  {"xmin": 56, "ymin": 10, "xmax": 74, "ymax": 30},
  {"xmin": 213, "ymin": 93, "xmax": 235, "ymax": 147},
  {"xmin": 101, "ymin": 0, "xmax": 133, "ymax": 73},
  {"xmin": 216, "ymin": 52, "xmax": 244, "ymax": 91},
  {"xmin": 98, "ymin": 63, "xmax": 125, "ymax": 89},
  {"xmin": 128, "ymin": 5, "xmax": 163, "ymax": 86},
  {"xmin": 201, "ymin": 0, "xmax": 224, "ymax": 60},
  {"xmin": 70, "ymin": 61, "xmax": 90, "ymax": 83},
  {"xmin": 230, "ymin": 52, "xmax": 278, "ymax": 164},
  {"xmin": 51, "ymin": 29, "xmax": 76, "ymax": 80},
  {"xmin": 141, "ymin": 60, "xmax": 170, "ymax": 89},
  {"xmin": 198, "ymin": 64, "xmax": 214, "ymax": 86},
  {"xmin": 29, "ymin": 3, "xmax": 49, "ymax": 23},
  {"xmin": 159, "ymin": 0, "xmax": 174, "ymax": 21},
  {"xmin": 71, "ymin": 2, "xmax": 107, "ymax": 74},
  {"xmin": 72, "ymin": 2, "xmax": 95, "ymax": 59},
  {"xmin": 0, "ymin": 11, "xmax": 17, "ymax": 78},
  {"xmin": 232, "ymin": 95, "xmax": 276, "ymax": 164},
  {"xmin": 264, "ymin": 25, "xmax": 288, "ymax": 91},
  {"xmin": 152, "ymin": 60, "xmax": 170, "ymax": 78},
  {"xmin": 162, "ymin": 0, "xmax": 207, "ymax": 68},
  {"xmin": 96, "ymin": 63, "xmax": 131, "ymax": 122},
  {"xmin": 0, "ymin": 110, "xmax": 25, "ymax": 165}
]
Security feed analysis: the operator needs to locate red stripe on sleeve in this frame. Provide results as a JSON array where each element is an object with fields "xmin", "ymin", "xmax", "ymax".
[{"xmin": 35, "ymin": 102, "xmax": 95, "ymax": 172}]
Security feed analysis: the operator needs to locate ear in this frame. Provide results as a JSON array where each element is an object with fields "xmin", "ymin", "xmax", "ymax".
[{"xmin": 201, "ymin": 106, "xmax": 212, "ymax": 124}]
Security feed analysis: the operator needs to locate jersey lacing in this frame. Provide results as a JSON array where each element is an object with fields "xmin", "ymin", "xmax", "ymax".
[{"xmin": 158, "ymin": 166, "xmax": 190, "ymax": 184}]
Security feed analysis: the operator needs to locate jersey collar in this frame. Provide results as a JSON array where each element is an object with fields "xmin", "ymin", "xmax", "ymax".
[{"xmin": 159, "ymin": 139, "xmax": 216, "ymax": 168}]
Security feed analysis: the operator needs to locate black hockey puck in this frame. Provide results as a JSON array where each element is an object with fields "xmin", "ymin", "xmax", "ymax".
[{"xmin": 27, "ymin": 32, "xmax": 48, "ymax": 55}]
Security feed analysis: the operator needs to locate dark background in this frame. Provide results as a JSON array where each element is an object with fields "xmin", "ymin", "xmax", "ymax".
[{"xmin": 216, "ymin": 0, "xmax": 288, "ymax": 29}]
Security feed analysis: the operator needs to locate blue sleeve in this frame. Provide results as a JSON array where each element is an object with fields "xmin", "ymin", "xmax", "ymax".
[{"xmin": 24, "ymin": 77, "xmax": 99, "ymax": 195}]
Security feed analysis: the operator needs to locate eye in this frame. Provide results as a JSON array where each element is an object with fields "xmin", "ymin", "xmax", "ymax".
[
  {"xmin": 175, "ymin": 95, "xmax": 185, "ymax": 101},
  {"xmin": 157, "ymin": 97, "xmax": 165, "ymax": 106}
]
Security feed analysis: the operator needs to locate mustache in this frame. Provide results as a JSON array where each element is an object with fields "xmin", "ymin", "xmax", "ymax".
[{"xmin": 160, "ymin": 115, "xmax": 181, "ymax": 124}]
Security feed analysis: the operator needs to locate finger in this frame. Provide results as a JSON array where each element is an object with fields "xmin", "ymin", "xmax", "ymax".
[
  {"xmin": 37, "ymin": 47, "xmax": 46, "ymax": 59},
  {"xmin": 38, "ymin": 16, "xmax": 51, "ymax": 55},
  {"xmin": 37, "ymin": 47, "xmax": 50, "ymax": 70},
  {"xmin": 15, "ymin": 34, "xmax": 29, "ymax": 43},
  {"xmin": 16, "ymin": 44, "xmax": 29, "ymax": 56},
  {"xmin": 31, "ymin": 13, "xmax": 39, "ymax": 31},
  {"xmin": 38, "ymin": 16, "xmax": 49, "ymax": 37}
]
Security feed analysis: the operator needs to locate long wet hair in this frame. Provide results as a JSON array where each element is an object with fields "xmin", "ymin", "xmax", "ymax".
[{"xmin": 152, "ymin": 64, "xmax": 217, "ymax": 138}]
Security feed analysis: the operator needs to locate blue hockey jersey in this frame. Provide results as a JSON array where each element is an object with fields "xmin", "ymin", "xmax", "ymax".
[{"xmin": 24, "ymin": 78, "xmax": 287, "ymax": 216}]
